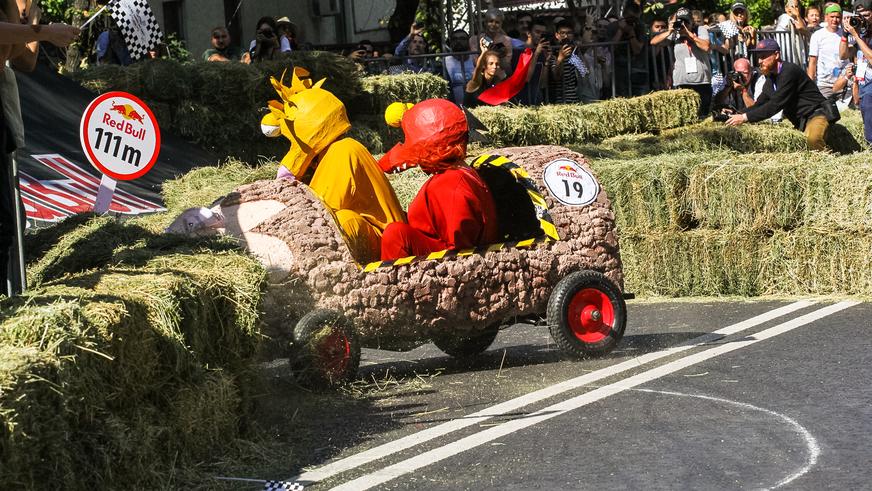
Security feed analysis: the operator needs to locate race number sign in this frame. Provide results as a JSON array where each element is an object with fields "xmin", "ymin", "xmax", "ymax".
[
  {"xmin": 80, "ymin": 91, "xmax": 160, "ymax": 180},
  {"xmin": 542, "ymin": 158, "xmax": 599, "ymax": 207},
  {"xmin": 79, "ymin": 91, "xmax": 160, "ymax": 213}
]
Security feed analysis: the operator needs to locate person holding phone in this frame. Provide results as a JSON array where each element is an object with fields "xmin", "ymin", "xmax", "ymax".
[
  {"xmin": 547, "ymin": 19, "xmax": 584, "ymax": 103},
  {"xmin": 650, "ymin": 6, "xmax": 712, "ymax": 118},
  {"xmin": 242, "ymin": 16, "xmax": 288, "ymax": 63}
]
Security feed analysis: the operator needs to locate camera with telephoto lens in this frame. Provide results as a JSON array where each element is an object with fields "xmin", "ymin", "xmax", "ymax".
[
  {"xmin": 672, "ymin": 19, "xmax": 685, "ymax": 31},
  {"xmin": 728, "ymin": 70, "xmax": 747, "ymax": 86},
  {"xmin": 850, "ymin": 13, "xmax": 867, "ymax": 31}
]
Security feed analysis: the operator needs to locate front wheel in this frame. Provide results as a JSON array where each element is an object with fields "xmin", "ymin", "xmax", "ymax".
[
  {"xmin": 292, "ymin": 309, "xmax": 360, "ymax": 386},
  {"xmin": 547, "ymin": 271, "xmax": 626, "ymax": 358}
]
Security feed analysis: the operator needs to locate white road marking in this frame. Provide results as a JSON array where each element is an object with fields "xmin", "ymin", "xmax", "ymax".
[
  {"xmin": 289, "ymin": 300, "xmax": 814, "ymax": 484},
  {"xmin": 329, "ymin": 301, "xmax": 857, "ymax": 490},
  {"xmin": 633, "ymin": 389, "xmax": 820, "ymax": 490}
]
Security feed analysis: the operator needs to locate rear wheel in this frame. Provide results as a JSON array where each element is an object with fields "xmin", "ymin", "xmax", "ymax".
[
  {"xmin": 292, "ymin": 309, "xmax": 360, "ymax": 386},
  {"xmin": 547, "ymin": 271, "xmax": 626, "ymax": 358},
  {"xmin": 432, "ymin": 322, "xmax": 501, "ymax": 359}
]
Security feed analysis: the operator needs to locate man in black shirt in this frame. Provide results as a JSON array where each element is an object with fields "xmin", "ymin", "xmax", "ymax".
[{"xmin": 726, "ymin": 38, "xmax": 830, "ymax": 150}]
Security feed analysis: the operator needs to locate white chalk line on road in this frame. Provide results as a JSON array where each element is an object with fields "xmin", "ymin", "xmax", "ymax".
[
  {"xmin": 633, "ymin": 388, "xmax": 820, "ymax": 490},
  {"xmin": 284, "ymin": 300, "xmax": 814, "ymax": 485},
  {"xmin": 329, "ymin": 301, "xmax": 857, "ymax": 490}
]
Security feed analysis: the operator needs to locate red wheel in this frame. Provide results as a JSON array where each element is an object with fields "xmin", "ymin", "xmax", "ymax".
[
  {"xmin": 567, "ymin": 288, "xmax": 615, "ymax": 344},
  {"xmin": 547, "ymin": 271, "xmax": 626, "ymax": 358},
  {"xmin": 292, "ymin": 309, "xmax": 360, "ymax": 386}
]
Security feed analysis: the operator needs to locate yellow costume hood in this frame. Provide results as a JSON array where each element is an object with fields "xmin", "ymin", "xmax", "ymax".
[{"xmin": 261, "ymin": 68, "xmax": 351, "ymax": 177}]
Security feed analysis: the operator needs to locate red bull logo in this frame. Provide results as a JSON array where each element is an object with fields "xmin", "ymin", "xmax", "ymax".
[
  {"xmin": 559, "ymin": 165, "xmax": 575, "ymax": 172},
  {"xmin": 110, "ymin": 102, "xmax": 145, "ymax": 124}
]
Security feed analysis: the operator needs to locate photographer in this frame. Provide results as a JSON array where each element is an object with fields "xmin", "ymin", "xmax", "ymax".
[
  {"xmin": 651, "ymin": 6, "xmax": 712, "ymax": 118},
  {"xmin": 242, "ymin": 17, "xmax": 287, "ymax": 63},
  {"xmin": 841, "ymin": 2, "xmax": 872, "ymax": 143},
  {"xmin": 390, "ymin": 22, "xmax": 438, "ymax": 74},
  {"xmin": 726, "ymin": 39, "xmax": 831, "ymax": 151},
  {"xmin": 713, "ymin": 58, "xmax": 757, "ymax": 115}
]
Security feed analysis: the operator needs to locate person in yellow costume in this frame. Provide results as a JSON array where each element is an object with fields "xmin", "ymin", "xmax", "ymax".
[{"xmin": 261, "ymin": 68, "xmax": 405, "ymax": 263}]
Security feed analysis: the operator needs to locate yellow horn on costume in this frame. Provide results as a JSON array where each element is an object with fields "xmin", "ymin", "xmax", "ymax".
[{"xmin": 385, "ymin": 102, "xmax": 414, "ymax": 128}]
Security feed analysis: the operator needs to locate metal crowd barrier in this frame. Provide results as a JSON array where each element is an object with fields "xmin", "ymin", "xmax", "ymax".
[{"xmin": 360, "ymin": 41, "xmax": 633, "ymax": 105}]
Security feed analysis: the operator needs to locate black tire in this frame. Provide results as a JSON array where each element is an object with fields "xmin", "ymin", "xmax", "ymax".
[
  {"xmin": 432, "ymin": 322, "xmax": 501, "ymax": 359},
  {"xmin": 292, "ymin": 309, "xmax": 360, "ymax": 386},
  {"xmin": 547, "ymin": 271, "xmax": 626, "ymax": 358}
]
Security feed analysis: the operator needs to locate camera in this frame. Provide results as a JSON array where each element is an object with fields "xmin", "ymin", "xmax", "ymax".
[
  {"xmin": 728, "ymin": 70, "xmax": 746, "ymax": 86},
  {"xmin": 850, "ymin": 14, "xmax": 867, "ymax": 30},
  {"xmin": 672, "ymin": 19, "xmax": 685, "ymax": 31}
]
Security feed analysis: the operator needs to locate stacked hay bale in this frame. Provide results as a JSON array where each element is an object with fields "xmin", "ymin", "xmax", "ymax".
[
  {"xmin": 73, "ymin": 58, "xmax": 703, "ymax": 159},
  {"xmin": 0, "ymin": 215, "xmax": 267, "ymax": 488},
  {"xmin": 581, "ymin": 109, "xmax": 872, "ymax": 297}
]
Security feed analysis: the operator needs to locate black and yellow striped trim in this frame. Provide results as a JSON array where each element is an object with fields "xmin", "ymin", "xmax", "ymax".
[
  {"xmin": 359, "ymin": 154, "xmax": 562, "ymax": 272},
  {"xmin": 362, "ymin": 235, "xmax": 553, "ymax": 272},
  {"xmin": 471, "ymin": 154, "xmax": 560, "ymax": 241}
]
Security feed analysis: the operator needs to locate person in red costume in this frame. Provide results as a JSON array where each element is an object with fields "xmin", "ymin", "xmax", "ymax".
[{"xmin": 379, "ymin": 99, "xmax": 499, "ymax": 260}]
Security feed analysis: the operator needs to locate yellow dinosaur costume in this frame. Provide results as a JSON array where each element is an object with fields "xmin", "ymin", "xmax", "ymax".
[{"xmin": 261, "ymin": 68, "xmax": 405, "ymax": 263}]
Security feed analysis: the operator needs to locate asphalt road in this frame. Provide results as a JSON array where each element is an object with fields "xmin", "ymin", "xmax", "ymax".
[{"xmin": 239, "ymin": 299, "xmax": 872, "ymax": 490}]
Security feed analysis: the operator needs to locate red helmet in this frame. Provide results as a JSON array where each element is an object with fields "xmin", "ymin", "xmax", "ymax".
[{"xmin": 379, "ymin": 99, "xmax": 468, "ymax": 174}]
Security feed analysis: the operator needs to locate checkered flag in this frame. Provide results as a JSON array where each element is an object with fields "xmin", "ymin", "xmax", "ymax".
[
  {"xmin": 108, "ymin": 0, "xmax": 163, "ymax": 60},
  {"xmin": 263, "ymin": 480, "xmax": 305, "ymax": 491}
]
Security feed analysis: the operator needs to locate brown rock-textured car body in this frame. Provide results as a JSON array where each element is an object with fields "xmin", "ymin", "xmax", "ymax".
[{"xmin": 219, "ymin": 145, "xmax": 623, "ymax": 350}]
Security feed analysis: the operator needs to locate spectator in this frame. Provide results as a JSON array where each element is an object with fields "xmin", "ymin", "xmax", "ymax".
[
  {"xmin": 508, "ymin": 11, "xmax": 533, "ymax": 50},
  {"xmin": 276, "ymin": 17, "xmax": 297, "ymax": 51},
  {"xmin": 390, "ymin": 22, "xmax": 438, "ymax": 74},
  {"xmin": 843, "ymin": 19, "xmax": 871, "ymax": 141},
  {"xmin": 595, "ymin": 17, "xmax": 614, "ymax": 98},
  {"xmin": 516, "ymin": 17, "xmax": 550, "ymax": 105},
  {"xmin": 348, "ymin": 40, "xmax": 386, "ymax": 75},
  {"xmin": 548, "ymin": 19, "xmax": 586, "ymax": 104},
  {"xmin": 713, "ymin": 57, "xmax": 757, "ymax": 113},
  {"xmin": 464, "ymin": 47, "xmax": 505, "ymax": 107},
  {"xmin": 808, "ymin": 3, "xmax": 844, "ymax": 97},
  {"xmin": 650, "ymin": 18, "xmax": 671, "ymax": 90},
  {"xmin": 1, "ymin": 5, "xmax": 79, "ymax": 297},
  {"xmin": 578, "ymin": 23, "xmax": 608, "ymax": 102},
  {"xmin": 651, "ymin": 6, "xmax": 712, "ymax": 118},
  {"xmin": 203, "ymin": 27, "xmax": 243, "ymax": 62},
  {"xmin": 727, "ymin": 39, "xmax": 831, "ymax": 151},
  {"xmin": 610, "ymin": 1, "xmax": 650, "ymax": 97},
  {"xmin": 96, "ymin": 25, "xmax": 131, "ymax": 66},
  {"xmin": 469, "ymin": 8, "xmax": 513, "ymax": 74},
  {"xmin": 242, "ymin": 17, "xmax": 287, "ymax": 63},
  {"xmin": 708, "ymin": 12, "xmax": 728, "ymax": 26},
  {"xmin": 720, "ymin": 2, "xmax": 757, "ymax": 59},
  {"xmin": 806, "ymin": 5, "xmax": 823, "ymax": 35},
  {"xmin": 445, "ymin": 29, "xmax": 476, "ymax": 105},
  {"xmin": 775, "ymin": 0, "xmax": 808, "ymax": 64}
]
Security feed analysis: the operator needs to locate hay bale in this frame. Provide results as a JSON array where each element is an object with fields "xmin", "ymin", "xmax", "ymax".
[
  {"xmin": 620, "ymin": 228, "xmax": 767, "ymax": 297},
  {"xmin": 356, "ymin": 73, "xmax": 449, "ymax": 117},
  {"xmin": 0, "ymin": 235, "xmax": 265, "ymax": 488},
  {"xmin": 257, "ymin": 51, "xmax": 366, "ymax": 107},
  {"xmin": 590, "ymin": 156, "xmax": 694, "ymax": 231},
  {"xmin": 136, "ymin": 59, "xmax": 197, "ymax": 102},
  {"xmin": 470, "ymin": 89, "xmax": 700, "ymax": 147}
]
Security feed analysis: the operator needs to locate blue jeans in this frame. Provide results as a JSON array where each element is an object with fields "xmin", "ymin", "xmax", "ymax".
[{"xmin": 861, "ymin": 94, "xmax": 872, "ymax": 145}]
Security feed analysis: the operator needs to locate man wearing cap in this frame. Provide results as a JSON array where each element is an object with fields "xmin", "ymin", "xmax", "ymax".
[
  {"xmin": 726, "ymin": 39, "xmax": 830, "ymax": 151},
  {"xmin": 808, "ymin": 3, "xmax": 845, "ymax": 97}
]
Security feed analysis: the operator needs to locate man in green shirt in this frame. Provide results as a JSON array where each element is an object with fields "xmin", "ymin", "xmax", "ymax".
[{"xmin": 203, "ymin": 27, "xmax": 244, "ymax": 62}]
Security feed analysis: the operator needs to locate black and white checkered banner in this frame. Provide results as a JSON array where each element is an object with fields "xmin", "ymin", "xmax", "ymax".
[
  {"xmin": 263, "ymin": 480, "xmax": 305, "ymax": 491},
  {"xmin": 108, "ymin": 0, "xmax": 163, "ymax": 60}
]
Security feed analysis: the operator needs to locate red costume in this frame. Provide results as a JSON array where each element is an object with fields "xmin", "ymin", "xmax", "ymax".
[{"xmin": 379, "ymin": 99, "xmax": 498, "ymax": 260}]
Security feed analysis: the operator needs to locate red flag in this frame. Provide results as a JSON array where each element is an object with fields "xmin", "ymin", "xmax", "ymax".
[{"xmin": 477, "ymin": 48, "xmax": 534, "ymax": 106}]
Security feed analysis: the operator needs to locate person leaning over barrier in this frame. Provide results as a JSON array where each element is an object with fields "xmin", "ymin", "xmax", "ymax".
[{"xmin": 726, "ymin": 39, "xmax": 831, "ymax": 151}]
